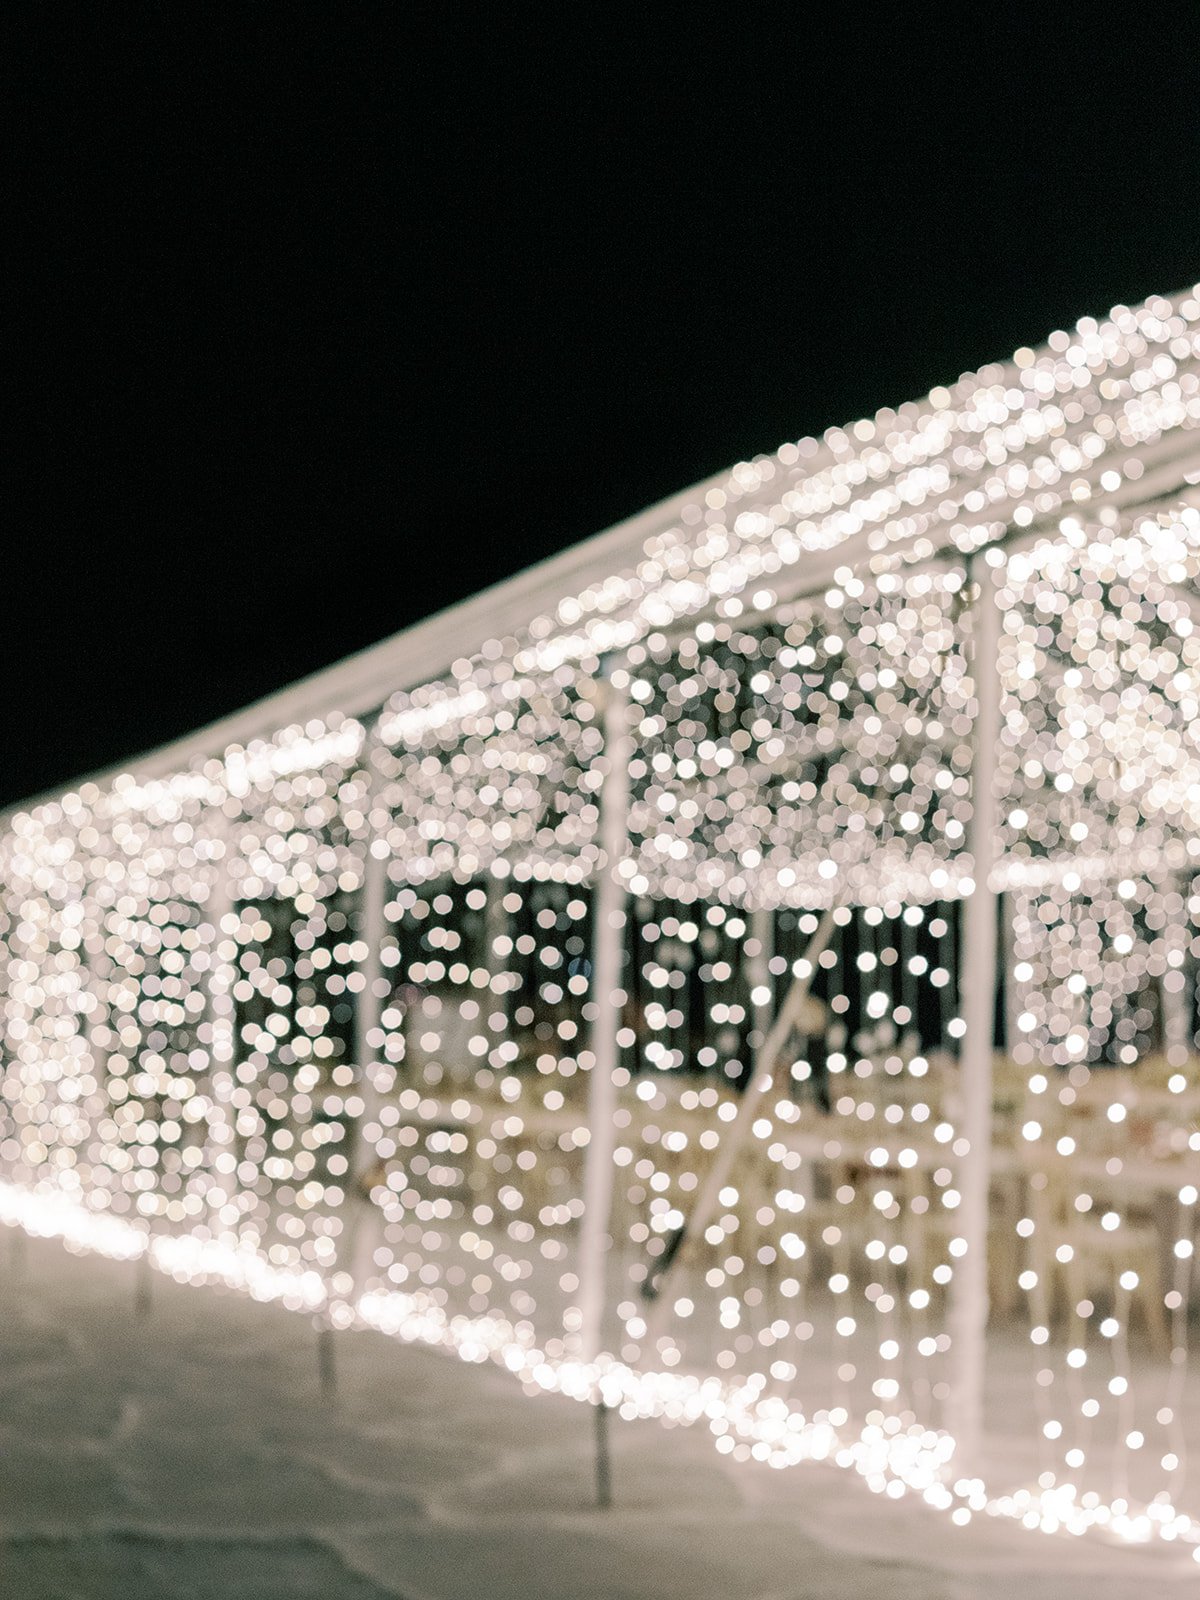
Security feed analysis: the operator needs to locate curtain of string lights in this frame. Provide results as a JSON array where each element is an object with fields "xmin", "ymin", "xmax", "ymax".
[{"xmin": 2, "ymin": 287, "xmax": 1200, "ymax": 1553}]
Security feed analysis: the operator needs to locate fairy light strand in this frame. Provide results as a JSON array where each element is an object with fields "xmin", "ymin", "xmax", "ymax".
[{"xmin": 2, "ymin": 284, "xmax": 1200, "ymax": 1558}]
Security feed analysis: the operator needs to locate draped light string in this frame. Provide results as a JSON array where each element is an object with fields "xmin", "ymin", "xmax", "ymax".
[
  {"xmin": 0, "ymin": 1169, "xmax": 1197, "ymax": 1551},
  {"xmin": 1002, "ymin": 502, "xmax": 1200, "ymax": 1524},
  {"xmin": 510, "ymin": 291, "xmax": 1200, "ymax": 675},
  {"xmin": 2, "ymin": 286, "xmax": 1200, "ymax": 1560},
  {"xmin": 619, "ymin": 567, "xmax": 976, "ymax": 910}
]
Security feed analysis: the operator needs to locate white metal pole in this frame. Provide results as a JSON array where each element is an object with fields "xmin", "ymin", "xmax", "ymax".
[
  {"xmin": 1162, "ymin": 891, "xmax": 1190, "ymax": 1066},
  {"xmin": 343, "ymin": 743, "xmax": 390, "ymax": 1288},
  {"xmin": 1001, "ymin": 895, "xmax": 1020, "ymax": 1062},
  {"xmin": 77, "ymin": 892, "xmax": 111, "ymax": 1099},
  {"xmin": 947, "ymin": 553, "xmax": 1002, "ymax": 1466},
  {"xmin": 201, "ymin": 830, "xmax": 237, "ymax": 1239},
  {"xmin": 577, "ymin": 667, "xmax": 634, "ymax": 1369},
  {"xmin": 357, "ymin": 842, "xmax": 388, "ymax": 1109},
  {"xmin": 331, "ymin": 826, "xmax": 387, "ymax": 1310},
  {"xmin": 748, "ymin": 907, "xmax": 774, "ymax": 1054},
  {"xmin": 483, "ymin": 872, "xmax": 510, "ymax": 1041},
  {"xmin": 321, "ymin": 744, "xmax": 389, "ymax": 1389}
]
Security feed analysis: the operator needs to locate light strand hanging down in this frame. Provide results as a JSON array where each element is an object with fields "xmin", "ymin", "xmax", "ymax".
[{"xmin": 2, "ymin": 284, "xmax": 1200, "ymax": 1562}]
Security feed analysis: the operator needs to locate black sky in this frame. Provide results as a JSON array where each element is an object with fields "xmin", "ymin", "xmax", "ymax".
[{"xmin": 6, "ymin": 10, "xmax": 1199, "ymax": 808}]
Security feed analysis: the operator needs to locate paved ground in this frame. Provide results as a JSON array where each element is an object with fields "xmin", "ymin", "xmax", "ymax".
[{"xmin": 0, "ymin": 1231, "xmax": 1192, "ymax": 1599}]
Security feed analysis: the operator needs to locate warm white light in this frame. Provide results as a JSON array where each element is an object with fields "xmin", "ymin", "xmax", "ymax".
[{"xmin": 2, "ymin": 283, "xmax": 1199, "ymax": 1559}]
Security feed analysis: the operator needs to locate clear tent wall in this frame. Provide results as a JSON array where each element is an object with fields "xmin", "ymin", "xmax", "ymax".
[{"xmin": 3, "ymin": 288, "xmax": 1200, "ymax": 1548}]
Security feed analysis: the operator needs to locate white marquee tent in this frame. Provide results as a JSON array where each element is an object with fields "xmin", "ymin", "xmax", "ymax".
[{"xmin": 3, "ymin": 284, "xmax": 1200, "ymax": 1553}]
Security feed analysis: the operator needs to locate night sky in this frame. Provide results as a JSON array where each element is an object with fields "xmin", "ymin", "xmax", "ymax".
[{"xmin": 7, "ymin": 11, "xmax": 1199, "ymax": 808}]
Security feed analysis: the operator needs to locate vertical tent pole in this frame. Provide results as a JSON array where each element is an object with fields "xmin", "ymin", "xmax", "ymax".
[
  {"xmin": 339, "ymin": 732, "xmax": 390, "ymax": 1337},
  {"xmin": 748, "ymin": 907, "xmax": 775, "ymax": 1050},
  {"xmin": 138, "ymin": 836, "xmax": 231, "ymax": 1324},
  {"xmin": 947, "ymin": 554, "xmax": 1002, "ymax": 1467},
  {"xmin": 1001, "ymin": 896, "xmax": 1020, "ymax": 1061},
  {"xmin": 329, "ymin": 729, "xmax": 390, "ymax": 1389},
  {"xmin": 199, "ymin": 825, "xmax": 255, "ymax": 1330},
  {"xmin": 483, "ymin": 873, "xmax": 511, "ymax": 1042},
  {"xmin": 357, "ymin": 836, "xmax": 388, "ymax": 1138},
  {"xmin": 747, "ymin": 907, "xmax": 774, "ymax": 1306},
  {"xmin": 349, "ymin": 827, "xmax": 388, "ymax": 1191},
  {"xmin": 202, "ymin": 837, "xmax": 236, "ymax": 1189},
  {"xmin": 1162, "ymin": 885, "xmax": 1190, "ymax": 1065},
  {"xmin": 577, "ymin": 663, "xmax": 633, "ymax": 1508},
  {"xmin": 78, "ymin": 891, "xmax": 112, "ymax": 1275}
]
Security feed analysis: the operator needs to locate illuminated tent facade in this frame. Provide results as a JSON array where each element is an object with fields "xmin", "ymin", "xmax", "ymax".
[{"xmin": 3, "ymin": 286, "xmax": 1200, "ymax": 1547}]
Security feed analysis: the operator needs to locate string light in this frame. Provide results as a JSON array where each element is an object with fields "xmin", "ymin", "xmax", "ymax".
[{"xmin": 1, "ymin": 284, "xmax": 1199, "ymax": 1559}]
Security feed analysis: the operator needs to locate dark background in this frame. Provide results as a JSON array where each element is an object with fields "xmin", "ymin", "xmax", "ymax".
[{"xmin": 6, "ymin": 9, "xmax": 1199, "ymax": 807}]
